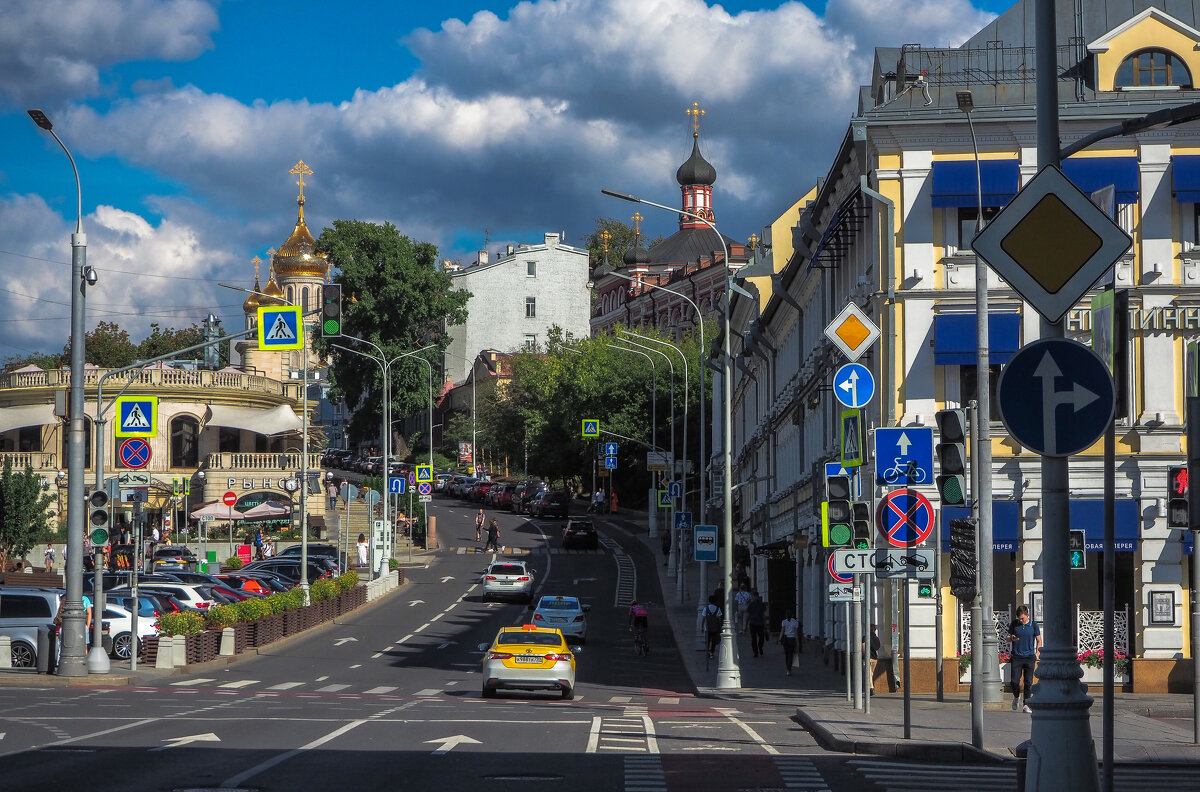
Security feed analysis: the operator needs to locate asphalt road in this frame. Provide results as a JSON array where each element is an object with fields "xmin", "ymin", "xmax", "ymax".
[{"xmin": 0, "ymin": 498, "xmax": 894, "ymax": 792}]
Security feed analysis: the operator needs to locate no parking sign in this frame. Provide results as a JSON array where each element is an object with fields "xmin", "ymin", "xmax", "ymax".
[
  {"xmin": 876, "ymin": 488, "xmax": 935, "ymax": 548},
  {"xmin": 827, "ymin": 554, "xmax": 852, "ymax": 584}
]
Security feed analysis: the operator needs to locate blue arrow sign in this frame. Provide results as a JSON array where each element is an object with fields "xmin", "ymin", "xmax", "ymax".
[
  {"xmin": 874, "ymin": 427, "xmax": 934, "ymax": 486},
  {"xmin": 833, "ymin": 363, "xmax": 875, "ymax": 409},
  {"xmin": 389, "ymin": 478, "xmax": 405, "ymax": 494},
  {"xmin": 668, "ymin": 481, "xmax": 683, "ymax": 498},
  {"xmin": 605, "ymin": 442, "xmax": 618, "ymax": 455},
  {"xmin": 997, "ymin": 338, "xmax": 1116, "ymax": 457},
  {"xmin": 674, "ymin": 511, "xmax": 692, "ymax": 532},
  {"xmin": 604, "ymin": 455, "xmax": 617, "ymax": 470}
]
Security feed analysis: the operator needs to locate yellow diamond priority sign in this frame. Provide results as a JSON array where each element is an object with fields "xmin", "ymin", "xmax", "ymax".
[
  {"xmin": 971, "ymin": 165, "xmax": 1132, "ymax": 324},
  {"xmin": 824, "ymin": 302, "xmax": 880, "ymax": 361}
]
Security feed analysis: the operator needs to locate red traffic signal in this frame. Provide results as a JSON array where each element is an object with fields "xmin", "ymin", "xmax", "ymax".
[{"xmin": 1168, "ymin": 465, "xmax": 1189, "ymax": 528}]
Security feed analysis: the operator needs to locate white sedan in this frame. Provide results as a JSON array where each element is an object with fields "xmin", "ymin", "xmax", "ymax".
[
  {"xmin": 100, "ymin": 603, "xmax": 158, "ymax": 660},
  {"xmin": 530, "ymin": 595, "xmax": 589, "ymax": 643}
]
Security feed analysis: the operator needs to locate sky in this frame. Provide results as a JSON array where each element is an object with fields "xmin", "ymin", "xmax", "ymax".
[{"xmin": 0, "ymin": 0, "xmax": 1007, "ymax": 359}]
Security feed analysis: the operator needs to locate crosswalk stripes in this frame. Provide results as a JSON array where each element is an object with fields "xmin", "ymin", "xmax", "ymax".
[
  {"xmin": 362, "ymin": 686, "xmax": 397, "ymax": 695},
  {"xmin": 848, "ymin": 759, "xmax": 1015, "ymax": 791},
  {"xmin": 623, "ymin": 755, "xmax": 667, "ymax": 792},
  {"xmin": 315, "ymin": 684, "xmax": 350, "ymax": 693},
  {"xmin": 452, "ymin": 545, "xmax": 605, "ymax": 555},
  {"xmin": 171, "ymin": 678, "xmax": 213, "ymax": 686},
  {"xmin": 266, "ymin": 682, "xmax": 304, "ymax": 691},
  {"xmin": 217, "ymin": 679, "xmax": 259, "ymax": 689},
  {"xmin": 774, "ymin": 756, "xmax": 832, "ymax": 791}
]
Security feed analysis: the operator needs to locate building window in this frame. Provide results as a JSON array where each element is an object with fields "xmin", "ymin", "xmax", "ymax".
[
  {"xmin": 959, "ymin": 365, "xmax": 1001, "ymax": 418},
  {"xmin": 1115, "ymin": 49, "xmax": 1192, "ymax": 88},
  {"xmin": 170, "ymin": 416, "xmax": 199, "ymax": 468},
  {"xmin": 526, "ymin": 297, "xmax": 536, "ymax": 318},
  {"xmin": 19, "ymin": 426, "xmax": 41, "ymax": 453},
  {"xmin": 302, "ymin": 286, "xmax": 310, "ymax": 311},
  {"xmin": 524, "ymin": 334, "xmax": 537, "ymax": 350},
  {"xmin": 527, "ymin": 261, "xmax": 536, "ymax": 277},
  {"xmin": 219, "ymin": 427, "xmax": 239, "ymax": 453},
  {"xmin": 957, "ymin": 207, "xmax": 999, "ymax": 251}
]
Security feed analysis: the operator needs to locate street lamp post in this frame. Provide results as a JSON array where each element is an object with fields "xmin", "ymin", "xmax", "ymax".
[
  {"xmin": 602, "ymin": 187, "xmax": 740, "ymax": 689},
  {"xmin": 617, "ymin": 336, "xmax": 674, "ymax": 539},
  {"xmin": 29, "ymin": 108, "xmax": 93, "ymax": 676}
]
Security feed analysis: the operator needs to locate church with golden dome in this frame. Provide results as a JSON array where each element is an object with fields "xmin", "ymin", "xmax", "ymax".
[{"xmin": 0, "ymin": 161, "xmax": 335, "ymax": 552}]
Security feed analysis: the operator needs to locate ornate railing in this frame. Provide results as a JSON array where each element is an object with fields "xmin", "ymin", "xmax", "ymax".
[
  {"xmin": 959, "ymin": 606, "xmax": 1014, "ymax": 656},
  {"xmin": 0, "ymin": 367, "xmax": 291, "ymax": 398},
  {"xmin": 205, "ymin": 452, "xmax": 322, "ymax": 471},
  {"xmin": 0, "ymin": 452, "xmax": 59, "ymax": 471},
  {"xmin": 959, "ymin": 604, "xmax": 1129, "ymax": 658}
]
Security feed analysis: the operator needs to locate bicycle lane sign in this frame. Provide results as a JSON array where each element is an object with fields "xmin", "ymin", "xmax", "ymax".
[
  {"xmin": 875, "ymin": 488, "xmax": 936, "ymax": 548},
  {"xmin": 873, "ymin": 427, "xmax": 933, "ymax": 486}
]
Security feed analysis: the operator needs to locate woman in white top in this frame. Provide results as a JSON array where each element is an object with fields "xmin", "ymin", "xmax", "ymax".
[
  {"xmin": 778, "ymin": 609, "xmax": 800, "ymax": 676},
  {"xmin": 356, "ymin": 533, "xmax": 369, "ymax": 567}
]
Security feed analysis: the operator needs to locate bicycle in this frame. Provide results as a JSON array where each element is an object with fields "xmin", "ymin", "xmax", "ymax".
[
  {"xmin": 632, "ymin": 623, "xmax": 649, "ymax": 656},
  {"xmin": 880, "ymin": 457, "xmax": 927, "ymax": 484}
]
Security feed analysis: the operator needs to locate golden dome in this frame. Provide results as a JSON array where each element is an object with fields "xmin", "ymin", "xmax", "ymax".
[
  {"xmin": 260, "ymin": 266, "xmax": 286, "ymax": 306},
  {"xmin": 272, "ymin": 160, "xmax": 329, "ymax": 280},
  {"xmin": 242, "ymin": 258, "xmax": 263, "ymax": 314}
]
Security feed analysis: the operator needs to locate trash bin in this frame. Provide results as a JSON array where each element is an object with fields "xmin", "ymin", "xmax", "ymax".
[{"xmin": 36, "ymin": 626, "xmax": 53, "ymax": 674}]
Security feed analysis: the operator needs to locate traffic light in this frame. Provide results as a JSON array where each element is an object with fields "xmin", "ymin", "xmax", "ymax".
[
  {"xmin": 935, "ymin": 409, "xmax": 968, "ymax": 506},
  {"xmin": 823, "ymin": 475, "xmax": 853, "ymax": 548},
  {"xmin": 87, "ymin": 489, "xmax": 110, "ymax": 531},
  {"xmin": 1068, "ymin": 529, "xmax": 1087, "ymax": 569},
  {"xmin": 916, "ymin": 581, "xmax": 935, "ymax": 599},
  {"xmin": 948, "ymin": 517, "xmax": 977, "ymax": 601},
  {"xmin": 1168, "ymin": 465, "xmax": 1189, "ymax": 528},
  {"xmin": 852, "ymin": 501, "xmax": 871, "ymax": 549},
  {"xmin": 321, "ymin": 283, "xmax": 343, "ymax": 338}
]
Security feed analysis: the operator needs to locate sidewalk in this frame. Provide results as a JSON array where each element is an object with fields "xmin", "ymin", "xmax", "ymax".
[{"xmin": 603, "ymin": 508, "xmax": 1200, "ymax": 765}]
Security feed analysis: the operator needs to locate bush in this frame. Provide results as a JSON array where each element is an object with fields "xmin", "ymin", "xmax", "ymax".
[
  {"xmin": 311, "ymin": 577, "xmax": 337, "ymax": 603},
  {"xmin": 265, "ymin": 589, "xmax": 304, "ymax": 615},
  {"xmin": 336, "ymin": 571, "xmax": 358, "ymax": 593},
  {"xmin": 204, "ymin": 603, "xmax": 240, "ymax": 630},
  {"xmin": 224, "ymin": 556, "xmax": 244, "ymax": 570},
  {"xmin": 388, "ymin": 557, "xmax": 400, "ymax": 571},
  {"xmin": 234, "ymin": 597, "xmax": 271, "ymax": 622},
  {"xmin": 158, "ymin": 611, "xmax": 205, "ymax": 636}
]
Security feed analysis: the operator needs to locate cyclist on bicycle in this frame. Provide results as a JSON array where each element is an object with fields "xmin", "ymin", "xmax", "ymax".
[{"xmin": 628, "ymin": 600, "xmax": 649, "ymax": 652}]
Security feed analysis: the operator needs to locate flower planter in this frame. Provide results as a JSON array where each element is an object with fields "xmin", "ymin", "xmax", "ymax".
[
  {"xmin": 141, "ymin": 636, "xmax": 159, "ymax": 665},
  {"xmin": 186, "ymin": 631, "xmax": 219, "ymax": 664},
  {"xmin": 232, "ymin": 623, "xmax": 250, "ymax": 654},
  {"xmin": 960, "ymin": 661, "xmax": 1130, "ymax": 686}
]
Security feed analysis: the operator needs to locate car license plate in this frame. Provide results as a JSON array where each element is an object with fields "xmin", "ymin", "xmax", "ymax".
[{"xmin": 514, "ymin": 655, "xmax": 542, "ymax": 664}]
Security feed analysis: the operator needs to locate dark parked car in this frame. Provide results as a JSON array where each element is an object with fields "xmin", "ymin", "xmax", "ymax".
[
  {"xmin": 511, "ymin": 480, "xmax": 545, "ymax": 513},
  {"xmin": 530, "ymin": 490, "xmax": 570, "ymax": 519},
  {"xmin": 561, "ymin": 519, "xmax": 599, "ymax": 550},
  {"xmin": 152, "ymin": 545, "xmax": 198, "ymax": 571},
  {"xmin": 278, "ymin": 543, "xmax": 339, "ymax": 560},
  {"xmin": 242, "ymin": 557, "xmax": 338, "ymax": 586}
]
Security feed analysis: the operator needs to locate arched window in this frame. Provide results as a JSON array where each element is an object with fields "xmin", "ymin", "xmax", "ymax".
[
  {"xmin": 170, "ymin": 415, "xmax": 199, "ymax": 468},
  {"xmin": 302, "ymin": 286, "xmax": 310, "ymax": 311},
  {"xmin": 287, "ymin": 286, "xmax": 294, "ymax": 305},
  {"xmin": 1115, "ymin": 49, "xmax": 1192, "ymax": 88}
]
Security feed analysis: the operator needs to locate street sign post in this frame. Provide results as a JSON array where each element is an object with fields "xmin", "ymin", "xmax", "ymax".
[
  {"xmin": 415, "ymin": 465, "xmax": 433, "ymax": 483},
  {"xmin": 840, "ymin": 409, "xmax": 864, "ymax": 468},
  {"xmin": 824, "ymin": 302, "xmax": 881, "ymax": 361},
  {"xmin": 997, "ymin": 338, "xmax": 1116, "ymax": 457},
  {"xmin": 971, "ymin": 164, "xmax": 1133, "ymax": 324},
  {"xmin": 222, "ymin": 491, "xmax": 238, "ymax": 507},
  {"xmin": 604, "ymin": 455, "xmax": 617, "ymax": 470},
  {"xmin": 256, "ymin": 305, "xmax": 304, "ymax": 350},
  {"xmin": 876, "ymin": 488, "xmax": 936, "ymax": 548},
  {"xmin": 417, "ymin": 482, "xmax": 432, "ymax": 496},
  {"xmin": 833, "ymin": 363, "xmax": 876, "ymax": 409},
  {"xmin": 646, "ymin": 451, "xmax": 672, "ymax": 472},
  {"xmin": 115, "ymin": 397, "xmax": 157, "ymax": 438},
  {"xmin": 657, "ymin": 489, "xmax": 672, "ymax": 508},
  {"xmin": 828, "ymin": 554, "xmax": 853, "ymax": 583},
  {"xmin": 834, "ymin": 548, "xmax": 935, "ymax": 580},
  {"xmin": 674, "ymin": 511, "xmax": 692, "ymax": 535},
  {"xmin": 668, "ymin": 481, "xmax": 683, "ymax": 498},
  {"xmin": 693, "ymin": 524, "xmax": 718, "ymax": 562},
  {"xmin": 874, "ymin": 427, "xmax": 933, "ymax": 486},
  {"xmin": 605, "ymin": 442, "xmax": 618, "ymax": 455},
  {"xmin": 389, "ymin": 478, "xmax": 406, "ymax": 495}
]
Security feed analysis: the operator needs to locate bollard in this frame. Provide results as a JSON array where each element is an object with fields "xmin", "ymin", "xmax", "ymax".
[
  {"xmin": 36, "ymin": 626, "xmax": 52, "ymax": 673},
  {"xmin": 219, "ymin": 627, "xmax": 235, "ymax": 657},
  {"xmin": 0, "ymin": 635, "xmax": 11, "ymax": 669},
  {"xmin": 172, "ymin": 634, "xmax": 187, "ymax": 667},
  {"xmin": 1015, "ymin": 739, "xmax": 1030, "ymax": 792},
  {"xmin": 155, "ymin": 636, "xmax": 175, "ymax": 669},
  {"xmin": 427, "ymin": 516, "xmax": 437, "ymax": 550}
]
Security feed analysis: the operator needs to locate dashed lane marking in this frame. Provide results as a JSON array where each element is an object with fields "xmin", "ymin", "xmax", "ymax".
[
  {"xmin": 217, "ymin": 680, "xmax": 259, "ymax": 689},
  {"xmin": 315, "ymin": 684, "xmax": 350, "ymax": 693},
  {"xmin": 267, "ymin": 682, "xmax": 304, "ymax": 691},
  {"xmin": 363, "ymin": 686, "xmax": 397, "ymax": 695}
]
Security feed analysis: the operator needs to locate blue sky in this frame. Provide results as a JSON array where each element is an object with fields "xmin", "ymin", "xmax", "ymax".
[{"xmin": 0, "ymin": 0, "xmax": 1003, "ymax": 358}]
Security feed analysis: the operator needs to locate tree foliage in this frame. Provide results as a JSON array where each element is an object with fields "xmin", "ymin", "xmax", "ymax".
[
  {"xmin": 0, "ymin": 459, "xmax": 56, "ymax": 570},
  {"xmin": 582, "ymin": 217, "xmax": 663, "ymax": 273},
  {"xmin": 51, "ymin": 321, "xmax": 228, "ymax": 370},
  {"xmin": 315, "ymin": 220, "xmax": 470, "ymax": 447},
  {"xmin": 478, "ymin": 324, "xmax": 712, "ymax": 500}
]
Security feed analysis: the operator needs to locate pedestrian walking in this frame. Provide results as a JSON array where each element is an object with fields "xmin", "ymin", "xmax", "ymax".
[
  {"xmin": 475, "ymin": 509, "xmax": 486, "ymax": 542},
  {"xmin": 484, "ymin": 519, "xmax": 500, "ymax": 552},
  {"xmin": 734, "ymin": 582, "xmax": 752, "ymax": 633},
  {"xmin": 43, "ymin": 543, "xmax": 55, "ymax": 572},
  {"xmin": 660, "ymin": 530, "xmax": 671, "ymax": 566},
  {"xmin": 747, "ymin": 590, "xmax": 766, "ymax": 656},
  {"xmin": 356, "ymin": 533, "xmax": 369, "ymax": 567},
  {"xmin": 609, "ymin": 490, "xmax": 619, "ymax": 513},
  {"xmin": 328, "ymin": 480, "xmax": 339, "ymax": 510},
  {"xmin": 702, "ymin": 596, "xmax": 723, "ymax": 659},
  {"xmin": 1008, "ymin": 604, "xmax": 1041, "ymax": 712},
  {"xmin": 778, "ymin": 609, "xmax": 799, "ymax": 676}
]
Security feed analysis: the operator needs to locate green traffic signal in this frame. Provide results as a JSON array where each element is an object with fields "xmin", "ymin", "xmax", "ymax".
[
  {"xmin": 321, "ymin": 283, "xmax": 343, "ymax": 338},
  {"xmin": 917, "ymin": 582, "xmax": 934, "ymax": 599},
  {"xmin": 1070, "ymin": 550, "xmax": 1085, "ymax": 569}
]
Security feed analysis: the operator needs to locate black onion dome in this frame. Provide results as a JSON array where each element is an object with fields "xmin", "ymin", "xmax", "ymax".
[
  {"xmin": 676, "ymin": 135, "xmax": 717, "ymax": 186},
  {"xmin": 623, "ymin": 239, "xmax": 652, "ymax": 267}
]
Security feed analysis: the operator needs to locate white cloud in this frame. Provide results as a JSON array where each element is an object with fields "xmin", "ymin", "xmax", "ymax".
[{"xmin": 0, "ymin": 0, "xmax": 218, "ymax": 107}]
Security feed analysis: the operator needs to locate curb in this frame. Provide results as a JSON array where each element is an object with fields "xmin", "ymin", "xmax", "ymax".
[{"xmin": 793, "ymin": 705, "xmax": 1011, "ymax": 764}]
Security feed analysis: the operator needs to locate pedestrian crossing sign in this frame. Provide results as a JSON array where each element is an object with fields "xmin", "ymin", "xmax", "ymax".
[
  {"xmin": 257, "ymin": 305, "xmax": 304, "ymax": 350},
  {"xmin": 415, "ymin": 464, "xmax": 433, "ymax": 483},
  {"xmin": 582, "ymin": 419, "xmax": 599, "ymax": 438},
  {"xmin": 840, "ymin": 408, "xmax": 863, "ymax": 468},
  {"xmin": 115, "ymin": 397, "xmax": 157, "ymax": 437}
]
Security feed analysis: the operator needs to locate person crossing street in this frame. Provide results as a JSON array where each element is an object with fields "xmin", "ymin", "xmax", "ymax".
[
  {"xmin": 483, "ymin": 518, "xmax": 500, "ymax": 552},
  {"xmin": 475, "ymin": 509, "xmax": 485, "ymax": 542}
]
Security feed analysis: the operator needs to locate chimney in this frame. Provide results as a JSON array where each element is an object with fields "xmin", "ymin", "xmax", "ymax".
[
  {"xmin": 545, "ymin": 232, "xmax": 559, "ymax": 246},
  {"xmin": 507, "ymin": 244, "xmax": 515, "ymax": 255},
  {"xmin": 477, "ymin": 250, "xmax": 489, "ymax": 266}
]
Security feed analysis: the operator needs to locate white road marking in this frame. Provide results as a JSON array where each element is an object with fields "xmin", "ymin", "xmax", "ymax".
[
  {"xmin": 172, "ymin": 678, "xmax": 214, "ymax": 686},
  {"xmin": 223, "ymin": 719, "xmax": 368, "ymax": 787},
  {"xmin": 397, "ymin": 635, "xmax": 412, "ymax": 643},
  {"xmin": 414, "ymin": 688, "xmax": 442, "ymax": 697},
  {"xmin": 714, "ymin": 707, "xmax": 778, "ymax": 755},
  {"xmin": 657, "ymin": 697, "xmax": 679, "ymax": 704},
  {"xmin": 349, "ymin": 664, "xmax": 361, "ymax": 669},
  {"xmin": 363, "ymin": 686, "xmax": 397, "ymax": 695},
  {"xmin": 218, "ymin": 680, "xmax": 259, "ymax": 689},
  {"xmin": 609, "ymin": 695, "xmax": 632, "ymax": 703},
  {"xmin": 414, "ymin": 624, "xmax": 428, "ymax": 632},
  {"xmin": 443, "ymin": 602, "xmax": 457, "ymax": 611},
  {"xmin": 267, "ymin": 683, "xmax": 304, "ymax": 691},
  {"xmin": 585, "ymin": 715, "xmax": 602, "ymax": 753},
  {"xmin": 151, "ymin": 732, "xmax": 220, "ymax": 751},
  {"xmin": 371, "ymin": 653, "xmax": 383, "ymax": 659},
  {"xmin": 315, "ymin": 676, "xmax": 329, "ymax": 682},
  {"xmin": 429, "ymin": 613, "xmax": 443, "ymax": 622},
  {"xmin": 316, "ymin": 684, "xmax": 350, "ymax": 693}
]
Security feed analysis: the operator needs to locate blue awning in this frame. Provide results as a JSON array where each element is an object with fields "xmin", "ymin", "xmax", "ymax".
[
  {"xmin": 1172, "ymin": 155, "xmax": 1200, "ymax": 203},
  {"xmin": 1069, "ymin": 499, "xmax": 1138, "ymax": 551},
  {"xmin": 931, "ymin": 160, "xmax": 1020, "ymax": 208},
  {"xmin": 933, "ymin": 313, "xmax": 1021, "ymax": 366},
  {"xmin": 1184, "ymin": 530, "xmax": 1193, "ymax": 556},
  {"xmin": 940, "ymin": 500, "xmax": 1020, "ymax": 552},
  {"xmin": 1061, "ymin": 157, "xmax": 1139, "ymax": 205}
]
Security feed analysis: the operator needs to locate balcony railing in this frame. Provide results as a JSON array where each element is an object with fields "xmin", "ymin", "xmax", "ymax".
[
  {"xmin": 205, "ymin": 452, "xmax": 322, "ymax": 471},
  {"xmin": 0, "ymin": 367, "xmax": 294, "ymax": 399},
  {"xmin": 0, "ymin": 452, "xmax": 59, "ymax": 471}
]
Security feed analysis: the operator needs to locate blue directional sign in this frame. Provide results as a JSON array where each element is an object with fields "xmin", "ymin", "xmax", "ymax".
[
  {"xmin": 694, "ymin": 524, "xmax": 718, "ymax": 562},
  {"xmin": 997, "ymin": 338, "xmax": 1116, "ymax": 457},
  {"xmin": 674, "ymin": 511, "xmax": 693, "ymax": 533},
  {"xmin": 668, "ymin": 481, "xmax": 683, "ymax": 498},
  {"xmin": 115, "ymin": 397, "xmax": 157, "ymax": 437},
  {"xmin": 833, "ymin": 363, "xmax": 875, "ymax": 409},
  {"xmin": 605, "ymin": 442, "xmax": 618, "ymax": 455},
  {"xmin": 604, "ymin": 455, "xmax": 617, "ymax": 470},
  {"xmin": 256, "ymin": 305, "xmax": 304, "ymax": 350},
  {"xmin": 388, "ymin": 478, "xmax": 406, "ymax": 495},
  {"xmin": 874, "ymin": 427, "xmax": 934, "ymax": 486}
]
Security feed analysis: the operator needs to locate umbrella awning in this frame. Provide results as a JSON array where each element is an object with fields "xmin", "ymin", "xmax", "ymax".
[
  {"xmin": 188, "ymin": 501, "xmax": 247, "ymax": 520},
  {"xmin": 243, "ymin": 501, "xmax": 292, "ymax": 519},
  {"xmin": 0, "ymin": 404, "xmax": 56, "ymax": 434},
  {"xmin": 205, "ymin": 404, "xmax": 301, "ymax": 435}
]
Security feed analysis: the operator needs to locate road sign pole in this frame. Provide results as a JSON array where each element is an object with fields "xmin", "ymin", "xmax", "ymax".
[
  {"xmin": 969, "ymin": 399, "xmax": 985, "ymax": 750},
  {"xmin": 1028, "ymin": 0, "xmax": 1098, "ymax": 788}
]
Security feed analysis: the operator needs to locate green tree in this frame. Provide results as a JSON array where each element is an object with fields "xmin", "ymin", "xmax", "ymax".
[
  {"xmin": 582, "ymin": 217, "xmax": 663, "ymax": 273},
  {"xmin": 137, "ymin": 323, "xmax": 219, "ymax": 362},
  {"xmin": 66, "ymin": 321, "xmax": 137, "ymax": 368},
  {"xmin": 315, "ymin": 220, "xmax": 470, "ymax": 447},
  {"xmin": 0, "ymin": 459, "xmax": 56, "ymax": 570},
  {"xmin": 3, "ymin": 352, "xmax": 63, "ymax": 371}
]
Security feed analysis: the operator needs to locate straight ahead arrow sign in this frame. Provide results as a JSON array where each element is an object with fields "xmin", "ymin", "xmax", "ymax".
[
  {"xmin": 896, "ymin": 432, "xmax": 911, "ymax": 456},
  {"xmin": 441, "ymin": 576, "xmax": 455, "ymax": 583},
  {"xmin": 408, "ymin": 599, "xmax": 425, "ymax": 607},
  {"xmin": 334, "ymin": 637, "xmax": 359, "ymax": 646},
  {"xmin": 152, "ymin": 733, "xmax": 221, "ymax": 751},
  {"xmin": 425, "ymin": 734, "xmax": 481, "ymax": 755}
]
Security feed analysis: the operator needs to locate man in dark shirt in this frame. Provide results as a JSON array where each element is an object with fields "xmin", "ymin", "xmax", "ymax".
[
  {"xmin": 746, "ymin": 590, "xmax": 766, "ymax": 657},
  {"xmin": 1008, "ymin": 604, "xmax": 1041, "ymax": 712}
]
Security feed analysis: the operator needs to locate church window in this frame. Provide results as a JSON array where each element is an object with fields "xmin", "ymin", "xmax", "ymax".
[{"xmin": 1115, "ymin": 49, "xmax": 1192, "ymax": 88}]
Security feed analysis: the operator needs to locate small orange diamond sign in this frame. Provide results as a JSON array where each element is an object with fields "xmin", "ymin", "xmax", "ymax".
[{"xmin": 825, "ymin": 303, "xmax": 880, "ymax": 361}]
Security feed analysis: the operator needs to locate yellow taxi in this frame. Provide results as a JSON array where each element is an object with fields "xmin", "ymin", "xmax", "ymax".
[{"xmin": 478, "ymin": 624, "xmax": 578, "ymax": 700}]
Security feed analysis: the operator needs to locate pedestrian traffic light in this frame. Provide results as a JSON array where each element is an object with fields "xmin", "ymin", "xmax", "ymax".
[
  {"xmin": 935, "ymin": 409, "xmax": 968, "ymax": 506},
  {"xmin": 1068, "ymin": 529, "xmax": 1087, "ymax": 569},
  {"xmin": 852, "ymin": 501, "xmax": 871, "ymax": 549},
  {"xmin": 87, "ymin": 489, "xmax": 110, "ymax": 530},
  {"xmin": 948, "ymin": 517, "xmax": 977, "ymax": 602},
  {"xmin": 1168, "ymin": 465, "xmax": 1189, "ymax": 528},
  {"xmin": 823, "ymin": 475, "xmax": 853, "ymax": 548},
  {"xmin": 321, "ymin": 283, "xmax": 342, "ymax": 338},
  {"xmin": 916, "ymin": 582, "xmax": 935, "ymax": 599}
]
